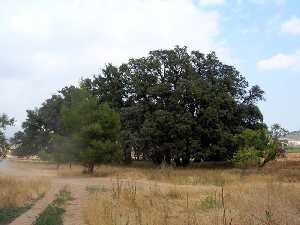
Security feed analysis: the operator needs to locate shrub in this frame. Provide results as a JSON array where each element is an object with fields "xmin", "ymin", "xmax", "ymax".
[
  {"xmin": 33, "ymin": 188, "xmax": 72, "ymax": 225},
  {"xmin": 38, "ymin": 150, "xmax": 54, "ymax": 162},
  {"xmin": 232, "ymin": 147, "xmax": 260, "ymax": 168}
]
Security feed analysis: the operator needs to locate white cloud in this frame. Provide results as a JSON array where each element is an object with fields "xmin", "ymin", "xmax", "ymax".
[
  {"xmin": 0, "ymin": 0, "xmax": 229, "ymax": 135},
  {"xmin": 257, "ymin": 50, "xmax": 300, "ymax": 71},
  {"xmin": 199, "ymin": 0, "xmax": 225, "ymax": 5},
  {"xmin": 249, "ymin": 0, "xmax": 285, "ymax": 5},
  {"xmin": 281, "ymin": 17, "xmax": 300, "ymax": 35}
]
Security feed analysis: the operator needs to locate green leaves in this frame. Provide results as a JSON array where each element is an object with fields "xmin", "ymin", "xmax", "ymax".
[
  {"xmin": 60, "ymin": 89, "xmax": 121, "ymax": 172},
  {"xmin": 0, "ymin": 114, "xmax": 14, "ymax": 158},
  {"xmin": 232, "ymin": 147, "xmax": 260, "ymax": 168},
  {"xmin": 233, "ymin": 125, "xmax": 289, "ymax": 167},
  {"xmin": 0, "ymin": 114, "xmax": 14, "ymax": 129},
  {"xmin": 12, "ymin": 46, "xmax": 267, "ymax": 167},
  {"xmin": 270, "ymin": 123, "xmax": 289, "ymax": 140}
]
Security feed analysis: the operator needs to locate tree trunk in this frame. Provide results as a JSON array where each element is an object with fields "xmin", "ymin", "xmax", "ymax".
[
  {"xmin": 259, "ymin": 158, "xmax": 268, "ymax": 167},
  {"xmin": 182, "ymin": 138, "xmax": 191, "ymax": 167},
  {"xmin": 182, "ymin": 156, "xmax": 190, "ymax": 167},
  {"xmin": 165, "ymin": 150, "xmax": 171, "ymax": 165},
  {"xmin": 174, "ymin": 157, "xmax": 182, "ymax": 167},
  {"xmin": 152, "ymin": 152, "xmax": 163, "ymax": 165},
  {"xmin": 88, "ymin": 163, "xmax": 95, "ymax": 173},
  {"xmin": 123, "ymin": 147, "xmax": 132, "ymax": 164}
]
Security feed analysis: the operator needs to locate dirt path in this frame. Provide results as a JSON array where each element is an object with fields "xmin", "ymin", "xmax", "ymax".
[
  {"xmin": 60, "ymin": 182, "xmax": 88, "ymax": 225},
  {"xmin": 0, "ymin": 160, "xmax": 87, "ymax": 225},
  {"xmin": 0, "ymin": 160, "xmax": 238, "ymax": 225},
  {"xmin": 1, "ymin": 160, "xmax": 184, "ymax": 225},
  {"xmin": 5, "ymin": 159, "xmax": 299, "ymax": 225},
  {"xmin": 1, "ymin": 160, "xmax": 104, "ymax": 225},
  {"xmin": 9, "ymin": 184, "xmax": 62, "ymax": 225}
]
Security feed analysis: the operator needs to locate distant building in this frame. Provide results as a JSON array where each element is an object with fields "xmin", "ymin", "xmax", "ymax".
[
  {"xmin": 280, "ymin": 138, "xmax": 300, "ymax": 147},
  {"xmin": 287, "ymin": 139, "xmax": 300, "ymax": 147}
]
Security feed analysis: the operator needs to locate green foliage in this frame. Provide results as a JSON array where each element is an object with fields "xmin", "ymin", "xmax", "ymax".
[
  {"xmin": 12, "ymin": 46, "xmax": 266, "ymax": 166},
  {"xmin": 270, "ymin": 123, "xmax": 288, "ymax": 140},
  {"xmin": 0, "ymin": 193, "xmax": 44, "ymax": 225},
  {"xmin": 38, "ymin": 150, "xmax": 54, "ymax": 162},
  {"xmin": 232, "ymin": 147, "xmax": 260, "ymax": 168},
  {"xmin": 33, "ymin": 205, "xmax": 65, "ymax": 225},
  {"xmin": 260, "ymin": 139, "xmax": 278, "ymax": 167},
  {"xmin": 287, "ymin": 147, "xmax": 300, "ymax": 153},
  {"xmin": 60, "ymin": 89, "xmax": 121, "ymax": 172},
  {"xmin": 52, "ymin": 190, "xmax": 73, "ymax": 206},
  {"xmin": 0, "ymin": 114, "xmax": 14, "ymax": 158},
  {"xmin": 234, "ymin": 128, "xmax": 269, "ymax": 152},
  {"xmin": 233, "ymin": 124, "xmax": 289, "ymax": 167},
  {"xmin": 260, "ymin": 124, "xmax": 288, "ymax": 166},
  {"xmin": 233, "ymin": 128, "xmax": 270, "ymax": 167},
  {"xmin": 0, "ymin": 114, "xmax": 14, "ymax": 130},
  {"xmin": 11, "ymin": 89, "xmax": 73, "ymax": 156},
  {"xmin": 119, "ymin": 47, "xmax": 265, "ymax": 164},
  {"xmin": 0, "ymin": 204, "xmax": 32, "ymax": 225},
  {"xmin": 50, "ymin": 135, "xmax": 77, "ymax": 166},
  {"xmin": 33, "ymin": 189, "xmax": 71, "ymax": 225}
]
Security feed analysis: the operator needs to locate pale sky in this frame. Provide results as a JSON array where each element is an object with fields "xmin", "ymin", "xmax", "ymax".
[{"xmin": 1, "ymin": 0, "xmax": 300, "ymax": 136}]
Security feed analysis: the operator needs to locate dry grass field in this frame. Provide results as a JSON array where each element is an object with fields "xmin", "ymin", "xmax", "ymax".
[
  {"xmin": 83, "ymin": 178, "xmax": 300, "ymax": 225},
  {"xmin": 1, "ymin": 153, "xmax": 299, "ymax": 225},
  {"xmin": 9, "ymin": 154, "xmax": 300, "ymax": 184},
  {"xmin": 82, "ymin": 154, "xmax": 300, "ymax": 225},
  {"xmin": 0, "ymin": 174, "xmax": 50, "ymax": 209}
]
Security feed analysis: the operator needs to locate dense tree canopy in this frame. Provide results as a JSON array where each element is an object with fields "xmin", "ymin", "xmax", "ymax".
[
  {"xmin": 60, "ymin": 88, "xmax": 121, "ymax": 172},
  {"xmin": 12, "ymin": 46, "xmax": 268, "ymax": 168}
]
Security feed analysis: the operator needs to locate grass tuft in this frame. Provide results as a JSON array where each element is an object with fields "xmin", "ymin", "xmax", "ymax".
[
  {"xmin": 196, "ymin": 192, "xmax": 222, "ymax": 212},
  {"xmin": 0, "ymin": 204, "xmax": 32, "ymax": 225},
  {"xmin": 33, "ymin": 187, "xmax": 72, "ymax": 225}
]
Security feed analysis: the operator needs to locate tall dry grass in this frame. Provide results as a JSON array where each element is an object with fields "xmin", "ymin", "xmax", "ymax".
[
  {"xmin": 56, "ymin": 159, "xmax": 300, "ymax": 185},
  {"xmin": 83, "ymin": 171, "xmax": 300, "ymax": 225},
  {"xmin": 0, "ymin": 174, "xmax": 50, "ymax": 208},
  {"xmin": 11, "ymin": 154, "xmax": 300, "ymax": 184}
]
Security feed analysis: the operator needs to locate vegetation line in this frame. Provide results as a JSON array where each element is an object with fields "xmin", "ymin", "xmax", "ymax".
[
  {"xmin": 32, "ymin": 188, "xmax": 72, "ymax": 225},
  {"xmin": 0, "ymin": 194, "xmax": 44, "ymax": 225},
  {"xmin": 287, "ymin": 147, "xmax": 300, "ymax": 153},
  {"xmin": 5, "ymin": 47, "xmax": 289, "ymax": 171},
  {"xmin": 0, "ymin": 204, "xmax": 32, "ymax": 225}
]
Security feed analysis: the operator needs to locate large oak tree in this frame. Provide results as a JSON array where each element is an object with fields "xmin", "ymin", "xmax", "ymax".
[{"xmin": 12, "ymin": 46, "xmax": 266, "ymax": 166}]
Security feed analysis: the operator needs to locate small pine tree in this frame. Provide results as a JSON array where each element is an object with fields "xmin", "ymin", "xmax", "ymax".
[{"xmin": 61, "ymin": 88, "xmax": 121, "ymax": 173}]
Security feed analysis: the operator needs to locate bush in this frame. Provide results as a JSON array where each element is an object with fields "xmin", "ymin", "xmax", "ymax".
[
  {"xmin": 38, "ymin": 150, "xmax": 54, "ymax": 162},
  {"xmin": 33, "ymin": 189, "xmax": 72, "ymax": 225},
  {"xmin": 260, "ymin": 140, "xmax": 278, "ymax": 167},
  {"xmin": 232, "ymin": 147, "xmax": 260, "ymax": 168}
]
